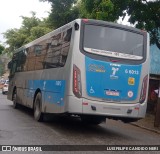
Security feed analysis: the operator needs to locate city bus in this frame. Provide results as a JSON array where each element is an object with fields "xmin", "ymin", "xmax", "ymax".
[{"xmin": 7, "ymin": 19, "xmax": 150, "ymax": 124}]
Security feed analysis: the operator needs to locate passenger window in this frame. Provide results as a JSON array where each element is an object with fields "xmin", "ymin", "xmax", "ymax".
[
  {"xmin": 10, "ymin": 61, "xmax": 17, "ymax": 76},
  {"xmin": 27, "ymin": 47, "xmax": 36, "ymax": 71},
  {"xmin": 60, "ymin": 28, "xmax": 72, "ymax": 66},
  {"xmin": 34, "ymin": 41, "xmax": 47, "ymax": 70},
  {"xmin": 44, "ymin": 33, "xmax": 63, "ymax": 69},
  {"xmin": 23, "ymin": 48, "xmax": 29, "ymax": 71},
  {"xmin": 44, "ymin": 28, "xmax": 72, "ymax": 69},
  {"xmin": 16, "ymin": 50, "xmax": 27, "ymax": 72}
]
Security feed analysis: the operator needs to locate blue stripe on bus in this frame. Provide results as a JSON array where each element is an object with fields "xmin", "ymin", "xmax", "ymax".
[
  {"xmin": 85, "ymin": 56, "xmax": 142, "ymax": 101},
  {"xmin": 27, "ymin": 80, "xmax": 65, "ymax": 106}
]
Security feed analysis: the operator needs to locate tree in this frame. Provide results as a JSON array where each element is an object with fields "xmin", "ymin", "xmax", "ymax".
[
  {"xmin": 3, "ymin": 12, "xmax": 52, "ymax": 53},
  {"xmin": 0, "ymin": 57, "xmax": 5, "ymax": 76},
  {"xmin": 80, "ymin": 0, "xmax": 160, "ymax": 49},
  {"xmin": 119, "ymin": 0, "xmax": 160, "ymax": 49},
  {"xmin": 80, "ymin": 0, "xmax": 132, "ymax": 23},
  {"xmin": 0, "ymin": 44, "xmax": 5, "ymax": 55},
  {"xmin": 4, "ymin": 28, "xmax": 27, "ymax": 52},
  {"xmin": 80, "ymin": 0, "xmax": 116, "ymax": 21},
  {"xmin": 40, "ymin": 0, "xmax": 79, "ymax": 28},
  {"xmin": 0, "ymin": 64, "xmax": 5, "ymax": 76}
]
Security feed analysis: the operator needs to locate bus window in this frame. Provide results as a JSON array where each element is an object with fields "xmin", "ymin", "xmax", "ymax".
[
  {"xmin": 34, "ymin": 41, "xmax": 47, "ymax": 70},
  {"xmin": 44, "ymin": 28, "xmax": 72, "ymax": 68},
  {"xmin": 44, "ymin": 33, "xmax": 62, "ymax": 68},
  {"xmin": 16, "ymin": 50, "xmax": 27, "ymax": 72},
  {"xmin": 60, "ymin": 28, "xmax": 72, "ymax": 66},
  {"xmin": 23, "ymin": 48, "xmax": 29, "ymax": 71},
  {"xmin": 10, "ymin": 61, "xmax": 17, "ymax": 77},
  {"xmin": 27, "ymin": 47, "xmax": 36, "ymax": 71},
  {"xmin": 83, "ymin": 25, "xmax": 143, "ymax": 60}
]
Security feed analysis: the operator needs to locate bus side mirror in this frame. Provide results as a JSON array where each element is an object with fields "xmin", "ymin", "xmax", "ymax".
[{"xmin": 74, "ymin": 23, "xmax": 79, "ymax": 31}]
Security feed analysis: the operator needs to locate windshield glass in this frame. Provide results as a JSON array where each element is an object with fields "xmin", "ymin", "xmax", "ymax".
[{"xmin": 83, "ymin": 25, "xmax": 144, "ymax": 60}]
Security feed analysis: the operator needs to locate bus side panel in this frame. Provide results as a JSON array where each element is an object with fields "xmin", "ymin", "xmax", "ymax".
[
  {"xmin": 27, "ymin": 79, "xmax": 66, "ymax": 113},
  {"xmin": 8, "ymin": 72, "xmax": 30, "ymax": 106},
  {"xmin": 66, "ymin": 96, "xmax": 83, "ymax": 114},
  {"xmin": 66, "ymin": 20, "xmax": 84, "ymax": 114}
]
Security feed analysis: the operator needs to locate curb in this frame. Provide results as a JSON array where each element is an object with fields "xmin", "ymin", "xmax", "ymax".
[{"xmin": 131, "ymin": 123, "xmax": 160, "ymax": 134}]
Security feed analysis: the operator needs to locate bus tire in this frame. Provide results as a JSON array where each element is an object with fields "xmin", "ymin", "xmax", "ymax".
[
  {"xmin": 13, "ymin": 90, "xmax": 19, "ymax": 109},
  {"xmin": 34, "ymin": 92, "xmax": 44, "ymax": 122}
]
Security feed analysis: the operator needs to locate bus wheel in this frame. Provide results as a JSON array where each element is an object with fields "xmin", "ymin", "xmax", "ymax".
[
  {"xmin": 13, "ymin": 90, "xmax": 19, "ymax": 109},
  {"xmin": 34, "ymin": 93, "xmax": 44, "ymax": 122}
]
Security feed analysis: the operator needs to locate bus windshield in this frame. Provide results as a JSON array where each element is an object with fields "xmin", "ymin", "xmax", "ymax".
[{"xmin": 83, "ymin": 24, "xmax": 144, "ymax": 60}]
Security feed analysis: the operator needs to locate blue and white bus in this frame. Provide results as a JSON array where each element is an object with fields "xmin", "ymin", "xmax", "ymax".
[{"xmin": 8, "ymin": 19, "xmax": 150, "ymax": 124}]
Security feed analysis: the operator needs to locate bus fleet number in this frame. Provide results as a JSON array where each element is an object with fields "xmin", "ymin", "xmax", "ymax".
[
  {"xmin": 56, "ymin": 81, "xmax": 62, "ymax": 86},
  {"xmin": 125, "ymin": 69, "xmax": 139, "ymax": 75}
]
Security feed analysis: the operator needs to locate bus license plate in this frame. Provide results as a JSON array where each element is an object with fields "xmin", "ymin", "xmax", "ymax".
[{"xmin": 106, "ymin": 90, "xmax": 119, "ymax": 96}]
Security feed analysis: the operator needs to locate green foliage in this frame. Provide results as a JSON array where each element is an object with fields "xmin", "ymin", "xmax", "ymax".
[
  {"xmin": 122, "ymin": 0, "xmax": 160, "ymax": 49},
  {"xmin": 4, "ymin": 28, "xmax": 27, "ymax": 52},
  {"xmin": 3, "ymin": 12, "xmax": 52, "ymax": 53},
  {"xmin": 80, "ymin": 0, "xmax": 116, "ymax": 21},
  {"xmin": 0, "ymin": 44, "xmax": 5, "ymax": 55},
  {"xmin": 21, "ymin": 12, "xmax": 41, "ymax": 34},
  {"xmin": 0, "ymin": 57, "xmax": 5, "ymax": 76},
  {"xmin": 80, "ymin": 0, "xmax": 160, "ymax": 49},
  {"xmin": 4, "ymin": 0, "xmax": 160, "ymax": 52},
  {"xmin": 28, "ymin": 26, "xmax": 51, "ymax": 41},
  {"xmin": 80, "ymin": 0, "xmax": 130, "ymax": 22},
  {"xmin": 40, "ymin": 0, "xmax": 79, "ymax": 28},
  {"xmin": 0, "ymin": 64, "xmax": 5, "ymax": 76}
]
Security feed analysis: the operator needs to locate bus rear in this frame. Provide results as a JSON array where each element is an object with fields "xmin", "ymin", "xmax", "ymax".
[{"xmin": 69, "ymin": 19, "xmax": 149, "ymax": 123}]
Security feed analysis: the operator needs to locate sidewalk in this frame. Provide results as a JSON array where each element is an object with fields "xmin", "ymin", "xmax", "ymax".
[{"xmin": 131, "ymin": 113, "xmax": 160, "ymax": 134}]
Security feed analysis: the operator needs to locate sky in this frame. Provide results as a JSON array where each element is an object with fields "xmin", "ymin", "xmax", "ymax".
[
  {"xmin": 0, "ymin": 0, "xmax": 131, "ymax": 45},
  {"xmin": 0, "ymin": 0, "xmax": 51, "ymax": 43}
]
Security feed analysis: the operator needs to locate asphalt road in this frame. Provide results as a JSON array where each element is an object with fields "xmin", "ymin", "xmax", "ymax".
[{"xmin": 0, "ymin": 91, "xmax": 160, "ymax": 154}]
